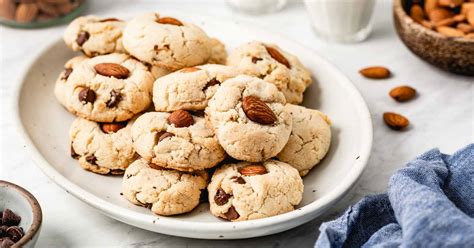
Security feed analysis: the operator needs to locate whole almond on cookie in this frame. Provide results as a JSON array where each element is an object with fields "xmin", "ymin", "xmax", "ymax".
[
  {"xmin": 242, "ymin": 96, "xmax": 277, "ymax": 125},
  {"xmin": 265, "ymin": 46, "xmax": 291, "ymax": 69},
  {"xmin": 238, "ymin": 165, "xmax": 268, "ymax": 176},
  {"xmin": 359, "ymin": 66, "xmax": 391, "ymax": 79},
  {"xmin": 101, "ymin": 122, "xmax": 127, "ymax": 133},
  {"xmin": 94, "ymin": 63, "xmax": 130, "ymax": 79},
  {"xmin": 389, "ymin": 86, "xmax": 417, "ymax": 102},
  {"xmin": 168, "ymin": 110, "xmax": 194, "ymax": 127},
  {"xmin": 15, "ymin": 3, "xmax": 38, "ymax": 23},
  {"xmin": 383, "ymin": 112, "xmax": 409, "ymax": 130},
  {"xmin": 156, "ymin": 16, "xmax": 183, "ymax": 26}
]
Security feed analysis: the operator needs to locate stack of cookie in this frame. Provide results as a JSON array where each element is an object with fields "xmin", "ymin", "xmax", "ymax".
[{"xmin": 55, "ymin": 13, "xmax": 332, "ymax": 222}]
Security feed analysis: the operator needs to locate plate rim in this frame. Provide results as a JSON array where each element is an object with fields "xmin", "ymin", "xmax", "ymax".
[{"xmin": 11, "ymin": 15, "xmax": 373, "ymax": 239}]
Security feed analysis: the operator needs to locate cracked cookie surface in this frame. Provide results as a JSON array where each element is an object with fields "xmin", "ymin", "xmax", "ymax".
[
  {"xmin": 54, "ymin": 55, "xmax": 88, "ymax": 109},
  {"xmin": 131, "ymin": 111, "xmax": 226, "ymax": 171},
  {"xmin": 59, "ymin": 53, "xmax": 154, "ymax": 122},
  {"xmin": 69, "ymin": 117, "xmax": 137, "ymax": 175},
  {"xmin": 208, "ymin": 159, "xmax": 303, "ymax": 221},
  {"xmin": 227, "ymin": 41, "xmax": 312, "ymax": 104},
  {"xmin": 63, "ymin": 15, "xmax": 126, "ymax": 56},
  {"xmin": 123, "ymin": 12, "xmax": 212, "ymax": 71},
  {"xmin": 205, "ymin": 75, "xmax": 292, "ymax": 162},
  {"xmin": 153, "ymin": 64, "xmax": 239, "ymax": 112},
  {"xmin": 122, "ymin": 158, "xmax": 208, "ymax": 216},
  {"xmin": 277, "ymin": 104, "xmax": 332, "ymax": 176}
]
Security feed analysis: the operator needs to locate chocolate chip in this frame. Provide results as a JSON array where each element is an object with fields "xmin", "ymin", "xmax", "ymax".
[
  {"xmin": 76, "ymin": 31, "xmax": 90, "ymax": 46},
  {"xmin": 214, "ymin": 188, "xmax": 231, "ymax": 206},
  {"xmin": 251, "ymin": 57, "xmax": 262, "ymax": 63},
  {"xmin": 224, "ymin": 206, "xmax": 239, "ymax": 220},
  {"xmin": 155, "ymin": 131, "xmax": 174, "ymax": 144},
  {"xmin": 0, "ymin": 226, "xmax": 7, "ymax": 238},
  {"xmin": 106, "ymin": 90, "xmax": 121, "ymax": 108},
  {"xmin": 231, "ymin": 176, "xmax": 246, "ymax": 184},
  {"xmin": 199, "ymin": 189, "xmax": 208, "ymax": 203},
  {"xmin": 191, "ymin": 110, "xmax": 205, "ymax": 117},
  {"xmin": 6, "ymin": 226, "xmax": 23, "ymax": 242},
  {"xmin": 2, "ymin": 210, "xmax": 20, "ymax": 227},
  {"xmin": 85, "ymin": 154, "xmax": 97, "ymax": 165},
  {"xmin": 61, "ymin": 68, "xmax": 73, "ymax": 80},
  {"xmin": 70, "ymin": 145, "xmax": 80, "ymax": 159},
  {"xmin": 0, "ymin": 238, "xmax": 14, "ymax": 248},
  {"xmin": 78, "ymin": 87, "xmax": 96, "ymax": 104},
  {"xmin": 203, "ymin": 78, "xmax": 220, "ymax": 92}
]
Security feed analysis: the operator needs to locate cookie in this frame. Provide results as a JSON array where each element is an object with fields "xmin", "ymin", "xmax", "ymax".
[
  {"xmin": 227, "ymin": 41, "xmax": 312, "ymax": 104},
  {"xmin": 277, "ymin": 104, "xmax": 332, "ymax": 176},
  {"xmin": 131, "ymin": 111, "xmax": 226, "ymax": 172},
  {"xmin": 123, "ymin": 12, "xmax": 212, "ymax": 71},
  {"xmin": 54, "ymin": 55, "xmax": 88, "ymax": 108},
  {"xmin": 122, "ymin": 158, "xmax": 208, "ymax": 216},
  {"xmin": 205, "ymin": 75, "xmax": 292, "ymax": 162},
  {"xmin": 208, "ymin": 160, "xmax": 303, "ymax": 221},
  {"xmin": 207, "ymin": 38, "xmax": 227, "ymax": 64},
  {"xmin": 69, "ymin": 117, "xmax": 137, "ymax": 175},
  {"xmin": 60, "ymin": 53, "xmax": 154, "ymax": 122},
  {"xmin": 153, "ymin": 64, "xmax": 239, "ymax": 112},
  {"xmin": 63, "ymin": 15, "xmax": 126, "ymax": 56}
]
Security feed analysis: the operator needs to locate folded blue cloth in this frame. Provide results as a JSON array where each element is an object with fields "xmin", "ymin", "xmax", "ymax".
[{"xmin": 315, "ymin": 144, "xmax": 474, "ymax": 247}]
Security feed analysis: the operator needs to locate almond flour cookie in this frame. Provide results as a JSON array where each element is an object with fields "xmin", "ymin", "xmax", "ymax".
[
  {"xmin": 123, "ymin": 12, "xmax": 212, "ymax": 71},
  {"xmin": 61, "ymin": 53, "xmax": 154, "ymax": 122},
  {"xmin": 131, "ymin": 111, "xmax": 226, "ymax": 172},
  {"xmin": 227, "ymin": 41, "xmax": 312, "ymax": 104},
  {"xmin": 277, "ymin": 104, "xmax": 332, "ymax": 176},
  {"xmin": 153, "ymin": 64, "xmax": 239, "ymax": 112},
  {"xmin": 208, "ymin": 160, "xmax": 303, "ymax": 221},
  {"xmin": 63, "ymin": 15, "xmax": 126, "ymax": 56},
  {"xmin": 122, "ymin": 158, "xmax": 208, "ymax": 216},
  {"xmin": 207, "ymin": 38, "xmax": 227, "ymax": 64},
  {"xmin": 69, "ymin": 117, "xmax": 137, "ymax": 175},
  {"xmin": 205, "ymin": 75, "xmax": 292, "ymax": 162},
  {"xmin": 54, "ymin": 55, "xmax": 88, "ymax": 108}
]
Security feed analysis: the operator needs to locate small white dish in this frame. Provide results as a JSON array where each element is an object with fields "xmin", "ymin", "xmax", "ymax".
[
  {"xmin": 0, "ymin": 181, "xmax": 42, "ymax": 247},
  {"xmin": 12, "ymin": 14, "xmax": 372, "ymax": 239}
]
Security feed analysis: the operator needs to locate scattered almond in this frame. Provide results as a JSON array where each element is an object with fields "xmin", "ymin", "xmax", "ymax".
[
  {"xmin": 94, "ymin": 63, "xmax": 130, "ymax": 79},
  {"xmin": 389, "ymin": 86, "xmax": 417, "ymax": 102},
  {"xmin": 242, "ymin": 96, "xmax": 277, "ymax": 125},
  {"xmin": 359, "ymin": 66, "xmax": 391, "ymax": 79},
  {"xmin": 238, "ymin": 165, "xmax": 268, "ymax": 176},
  {"xmin": 383, "ymin": 112, "xmax": 410, "ymax": 130}
]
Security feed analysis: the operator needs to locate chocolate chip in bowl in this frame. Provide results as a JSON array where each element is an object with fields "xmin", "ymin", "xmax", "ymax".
[
  {"xmin": 393, "ymin": 0, "xmax": 474, "ymax": 75},
  {"xmin": 0, "ymin": 181, "xmax": 42, "ymax": 247}
]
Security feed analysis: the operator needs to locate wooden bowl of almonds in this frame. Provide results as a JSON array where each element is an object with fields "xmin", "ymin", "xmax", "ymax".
[{"xmin": 393, "ymin": 0, "xmax": 474, "ymax": 75}]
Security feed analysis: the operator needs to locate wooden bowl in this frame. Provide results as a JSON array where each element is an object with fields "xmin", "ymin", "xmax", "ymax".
[{"xmin": 393, "ymin": 0, "xmax": 474, "ymax": 75}]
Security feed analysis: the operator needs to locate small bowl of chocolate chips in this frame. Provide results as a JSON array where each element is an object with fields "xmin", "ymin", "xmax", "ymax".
[{"xmin": 0, "ymin": 181, "xmax": 42, "ymax": 248}]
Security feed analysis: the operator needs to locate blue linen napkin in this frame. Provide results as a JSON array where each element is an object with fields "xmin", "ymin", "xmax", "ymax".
[{"xmin": 315, "ymin": 144, "xmax": 474, "ymax": 247}]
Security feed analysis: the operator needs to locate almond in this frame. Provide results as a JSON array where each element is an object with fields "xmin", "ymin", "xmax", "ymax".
[
  {"xmin": 410, "ymin": 4, "xmax": 425, "ymax": 23},
  {"xmin": 424, "ymin": 0, "xmax": 439, "ymax": 14},
  {"xmin": 0, "ymin": 0, "xmax": 16, "ymax": 20},
  {"xmin": 467, "ymin": 9, "xmax": 474, "ymax": 26},
  {"xmin": 461, "ymin": 3, "xmax": 474, "ymax": 15},
  {"xmin": 422, "ymin": 20, "xmax": 435, "ymax": 29},
  {"xmin": 389, "ymin": 86, "xmax": 417, "ymax": 102},
  {"xmin": 383, "ymin": 112, "xmax": 409, "ymax": 130},
  {"xmin": 238, "ymin": 165, "xmax": 268, "ymax": 176},
  {"xmin": 180, "ymin": 67, "xmax": 201, "ymax": 73},
  {"xmin": 15, "ymin": 3, "xmax": 38, "ymax": 23},
  {"xmin": 438, "ymin": 0, "xmax": 463, "ymax": 8},
  {"xmin": 359, "ymin": 66, "xmax": 391, "ymax": 79},
  {"xmin": 465, "ymin": 33, "xmax": 474, "ymax": 39},
  {"xmin": 36, "ymin": 2, "xmax": 59, "ymax": 17},
  {"xmin": 428, "ymin": 8, "xmax": 454, "ymax": 23},
  {"xmin": 156, "ymin": 16, "xmax": 183, "ymax": 26},
  {"xmin": 437, "ymin": 26, "xmax": 465, "ymax": 37},
  {"xmin": 168, "ymin": 110, "xmax": 194, "ymax": 127},
  {"xmin": 453, "ymin": 14, "xmax": 466, "ymax": 22},
  {"xmin": 94, "ymin": 63, "xmax": 130, "ymax": 79},
  {"xmin": 101, "ymin": 122, "xmax": 127, "ymax": 133},
  {"xmin": 435, "ymin": 17, "xmax": 455, "ymax": 27},
  {"xmin": 457, "ymin": 22, "xmax": 473, "ymax": 33},
  {"xmin": 242, "ymin": 96, "xmax": 277, "ymax": 125},
  {"xmin": 265, "ymin": 46, "xmax": 291, "ymax": 69}
]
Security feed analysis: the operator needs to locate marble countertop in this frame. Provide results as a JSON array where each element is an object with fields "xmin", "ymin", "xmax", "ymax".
[{"xmin": 1, "ymin": 0, "xmax": 472, "ymax": 247}]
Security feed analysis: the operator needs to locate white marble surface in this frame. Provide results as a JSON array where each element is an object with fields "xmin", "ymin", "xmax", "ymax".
[{"xmin": 0, "ymin": 0, "xmax": 472, "ymax": 247}]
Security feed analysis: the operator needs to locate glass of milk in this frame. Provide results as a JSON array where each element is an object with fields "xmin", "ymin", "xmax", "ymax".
[
  {"xmin": 227, "ymin": 0, "xmax": 287, "ymax": 15},
  {"xmin": 304, "ymin": 0, "xmax": 376, "ymax": 43}
]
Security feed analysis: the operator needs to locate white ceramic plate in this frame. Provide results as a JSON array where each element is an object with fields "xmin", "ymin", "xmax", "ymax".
[{"xmin": 13, "ymin": 15, "xmax": 372, "ymax": 239}]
